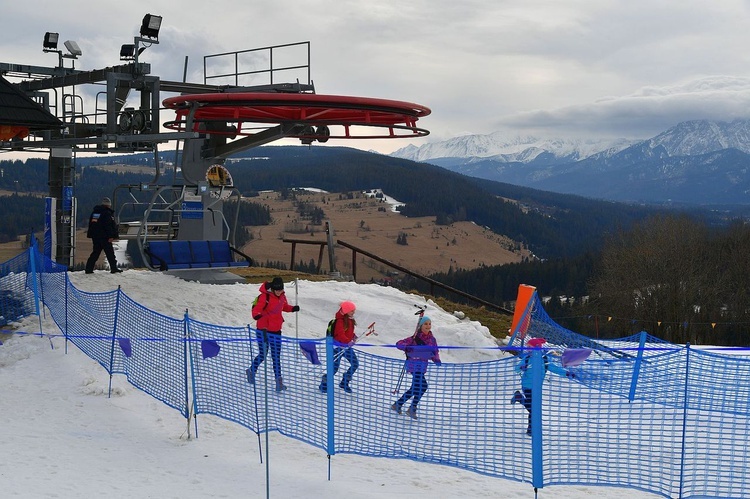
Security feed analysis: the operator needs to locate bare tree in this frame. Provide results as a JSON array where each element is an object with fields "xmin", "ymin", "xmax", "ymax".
[{"xmin": 589, "ymin": 214, "xmax": 713, "ymax": 343}]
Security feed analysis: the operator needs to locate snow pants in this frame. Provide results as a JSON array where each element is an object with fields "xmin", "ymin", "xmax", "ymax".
[
  {"xmin": 251, "ymin": 330, "xmax": 282, "ymax": 379},
  {"xmin": 396, "ymin": 371, "xmax": 428, "ymax": 408}
]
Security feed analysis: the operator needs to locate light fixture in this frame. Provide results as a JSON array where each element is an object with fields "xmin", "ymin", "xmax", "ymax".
[
  {"xmin": 41, "ymin": 32, "xmax": 81, "ymax": 66},
  {"xmin": 43, "ymin": 32, "xmax": 59, "ymax": 50},
  {"xmin": 139, "ymin": 14, "xmax": 162, "ymax": 40},
  {"xmin": 64, "ymin": 40, "xmax": 82, "ymax": 58},
  {"xmin": 120, "ymin": 44, "xmax": 136, "ymax": 60}
]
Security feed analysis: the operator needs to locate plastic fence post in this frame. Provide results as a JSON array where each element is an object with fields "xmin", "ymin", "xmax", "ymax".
[
  {"xmin": 530, "ymin": 348, "xmax": 544, "ymax": 489},
  {"xmin": 326, "ymin": 334, "xmax": 335, "ymax": 465},
  {"xmin": 107, "ymin": 286, "xmax": 122, "ymax": 398},
  {"xmin": 28, "ymin": 236, "xmax": 41, "ymax": 318},
  {"xmin": 678, "ymin": 343, "xmax": 691, "ymax": 499},
  {"xmin": 35, "ymin": 241, "xmax": 47, "ymax": 322},
  {"xmin": 263, "ymin": 334, "xmax": 270, "ymax": 498},
  {"xmin": 184, "ymin": 309, "xmax": 196, "ymax": 439},
  {"xmin": 628, "ymin": 331, "xmax": 648, "ymax": 402},
  {"xmin": 508, "ymin": 290, "xmax": 536, "ymax": 346},
  {"xmin": 247, "ymin": 324, "xmax": 263, "ymax": 463},
  {"xmin": 28, "ymin": 239, "xmax": 48, "ymax": 348},
  {"xmin": 64, "ymin": 271, "xmax": 69, "ymax": 354}
]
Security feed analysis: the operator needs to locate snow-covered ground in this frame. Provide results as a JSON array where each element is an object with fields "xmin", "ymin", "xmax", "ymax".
[
  {"xmin": 363, "ymin": 188, "xmax": 404, "ymax": 212},
  {"xmin": 1, "ymin": 270, "xmax": 659, "ymax": 498}
]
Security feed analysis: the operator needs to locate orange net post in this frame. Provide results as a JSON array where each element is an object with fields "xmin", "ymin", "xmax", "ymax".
[{"xmin": 510, "ymin": 284, "xmax": 537, "ymax": 340}]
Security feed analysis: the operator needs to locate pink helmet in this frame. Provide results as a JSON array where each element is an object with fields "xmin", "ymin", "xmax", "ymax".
[
  {"xmin": 340, "ymin": 301, "xmax": 356, "ymax": 314},
  {"xmin": 527, "ymin": 338, "xmax": 546, "ymax": 348}
]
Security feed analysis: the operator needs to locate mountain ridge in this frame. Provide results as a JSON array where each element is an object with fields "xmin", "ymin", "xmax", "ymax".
[{"xmin": 391, "ymin": 119, "xmax": 750, "ymax": 205}]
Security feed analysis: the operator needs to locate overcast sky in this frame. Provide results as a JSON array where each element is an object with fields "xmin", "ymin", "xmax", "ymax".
[{"xmin": 4, "ymin": 1, "xmax": 750, "ymax": 154}]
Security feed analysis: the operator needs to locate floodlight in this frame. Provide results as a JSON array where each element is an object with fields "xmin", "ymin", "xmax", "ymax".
[
  {"xmin": 64, "ymin": 40, "xmax": 82, "ymax": 57},
  {"xmin": 120, "ymin": 44, "xmax": 136, "ymax": 60},
  {"xmin": 140, "ymin": 14, "xmax": 162, "ymax": 40},
  {"xmin": 43, "ymin": 32, "xmax": 59, "ymax": 50}
]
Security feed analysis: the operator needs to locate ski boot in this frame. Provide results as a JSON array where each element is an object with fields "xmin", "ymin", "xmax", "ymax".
[
  {"xmin": 339, "ymin": 374, "xmax": 353, "ymax": 393},
  {"xmin": 275, "ymin": 376, "xmax": 287, "ymax": 392},
  {"xmin": 510, "ymin": 390, "xmax": 523, "ymax": 405}
]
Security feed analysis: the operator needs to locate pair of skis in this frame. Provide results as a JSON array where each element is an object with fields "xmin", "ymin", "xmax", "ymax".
[{"xmin": 333, "ymin": 321, "xmax": 377, "ymax": 361}]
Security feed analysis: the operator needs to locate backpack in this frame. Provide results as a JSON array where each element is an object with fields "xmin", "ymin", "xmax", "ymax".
[
  {"xmin": 252, "ymin": 294, "xmax": 270, "ymax": 313},
  {"xmin": 326, "ymin": 318, "xmax": 337, "ymax": 337}
]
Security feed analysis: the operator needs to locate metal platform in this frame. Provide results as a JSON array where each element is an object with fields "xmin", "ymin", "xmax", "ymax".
[{"xmin": 165, "ymin": 268, "xmax": 246, "ymax": 284}]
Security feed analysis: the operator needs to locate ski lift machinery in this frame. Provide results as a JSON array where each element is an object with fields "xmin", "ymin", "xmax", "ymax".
[{"xmin": 0, "ymin": 15, "xmax": 431, "ymax": 270}]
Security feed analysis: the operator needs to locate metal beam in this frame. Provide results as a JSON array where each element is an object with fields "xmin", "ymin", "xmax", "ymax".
[
  {"xmin": 159, "ymin": 80, "xmax": 224, "ymax": 94},
  {"xmin": 0, "ymin": 62, "xmax": 78, "ymax": 79},
  {"xmin": 158, "ymin": 80, "xmax": 315, "ymax": 95},
  {"xmin": 1, "ymin": 130, "xmax": 199, "ymax": 149},
  {"xmin": 14, "ymin": 63, "xmax": 151, "ymax": 91},
  {"xmin": 207, "ymin": 123, "xmax": 304, "ymax": 159}
]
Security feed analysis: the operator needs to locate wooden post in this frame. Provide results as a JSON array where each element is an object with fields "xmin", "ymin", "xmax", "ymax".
[
  {"xmin": 290, "ymin": 241, "xmax": 297, "ymax": 270},
  {"xmin": 326, "ymin": 221, "xmax": 336, "ymax": 273},
  {"xmin": 282, "ymin": 238, "xmax": 328, "ymax": 274},
  {"xmin": 317, "ymin": 244, "xmax": 325, "ymax": 273},
  {"xmin": 351, "ymin": 249, "xmax": 357, "ymax": 281}
]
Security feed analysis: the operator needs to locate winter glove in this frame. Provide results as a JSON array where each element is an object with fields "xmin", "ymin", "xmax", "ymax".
[
  {"xmin": 291, "ymin": 305, "xmax": 300, "ymax": 312},
  {"xmin": 253, "ymin": 314, "xmax": 262, "ymax": 320},
  {"xmin": 434, "ymin": 360, "xmax": 442, "ymax": 366},
  {"xmin": 566, "ymin": 371, "xmax": 576, "ymax": 379}
]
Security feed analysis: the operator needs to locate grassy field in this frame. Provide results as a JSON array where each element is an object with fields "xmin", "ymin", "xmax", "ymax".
[{"xmin": 239, "ymin": 190, "xmax": 529, "ymax": 282}]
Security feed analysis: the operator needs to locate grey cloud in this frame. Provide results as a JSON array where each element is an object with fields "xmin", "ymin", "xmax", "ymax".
[{"xmin": 495, "ymin": 76, "xmax": 750, "ymax": 139}]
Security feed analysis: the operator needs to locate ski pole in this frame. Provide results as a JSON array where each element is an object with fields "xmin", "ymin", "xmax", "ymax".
[
  {"xmin": 332, "ymin": 322, "xmax": 376, "ymax": 363},
  {"xmin": 294, "ymin": 278, "xmax": 299, "ymax": 339},
  {"xmin": 392, "ymin": 305, "xmax": 426, "ymax": 394}
]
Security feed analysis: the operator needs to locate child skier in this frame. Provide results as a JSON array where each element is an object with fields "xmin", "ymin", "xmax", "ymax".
[
  {"xmin": 319, "ymin": 300, "xmax": 360, "ymax": 393},
  {"xmin": 391, "ymin": 316, "xmax": 441, "ymax": 420},
  {"xmin": 511, "ymin": 337, "xmax": 571, "ymax": 434}
]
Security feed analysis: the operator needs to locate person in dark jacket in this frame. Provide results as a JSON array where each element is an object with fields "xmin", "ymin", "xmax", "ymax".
[
  {"xmin": 319, "ymin": 300, "xmax": 359, "ymax": 393},
  {"xmin": 247, "ymin": 277, "xmax": 299, "ymax": 391},
  {"xmin": 391, "ymin": 316, "xmax": 441, "ymax": 420},
  {"xmin": 85, "ymin": 197, "xmax": 121, "ymax": 274}
]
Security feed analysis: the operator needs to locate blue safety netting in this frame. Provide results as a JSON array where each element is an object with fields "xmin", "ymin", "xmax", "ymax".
[
  {"xmin": 5, "ymin": 244, "xmax": 750, "ymax": 499},
  {"xmin": 0, "ymin": 249, "xmax": 37, "ymax": 327}
]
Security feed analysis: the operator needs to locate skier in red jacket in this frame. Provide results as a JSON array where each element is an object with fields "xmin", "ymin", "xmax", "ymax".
[
  {"xmin": 319, "ymin": 300, "xmax": 359, "ymax": 393},
  {"xmin": 247, "ymin": 277, "xmax": 299, "ymax": 391}
]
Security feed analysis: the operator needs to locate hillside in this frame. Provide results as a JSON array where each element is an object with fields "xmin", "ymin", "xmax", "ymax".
[
  {"xmin": 227, "ymin": 146, "xmax": 666, "ymax": 259},
  {"xmin": 239, "ymin": 189, "xmax": 529, "ymax": 282},
  {"xmin": 1, "ymin": 147, "xmax": 669, "ymax": 260}
]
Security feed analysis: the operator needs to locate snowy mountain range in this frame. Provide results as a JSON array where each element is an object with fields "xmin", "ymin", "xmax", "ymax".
[{"xmin": 391, "ymin": 120, "xmax": 750, "ymax": 205}]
